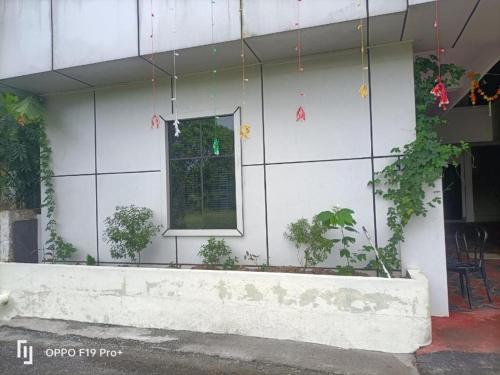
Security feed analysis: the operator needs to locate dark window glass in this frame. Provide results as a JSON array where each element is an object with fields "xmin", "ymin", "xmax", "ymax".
[{"xmin": 167, "ymin": 115, "xmax": 237, "ymax": 229}]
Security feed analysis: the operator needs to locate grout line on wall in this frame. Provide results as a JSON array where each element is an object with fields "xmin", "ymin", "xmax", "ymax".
[
  {"xmin": 50, "ymin": 0, "xmax": 54, "ymax": 70},
  {"xmin": 243, "ymin": 39, "xmax": 262, "ymax": 64},
  {"xmin": 93, "ymin": 91, "xmax": 100, "ymax": 265},
  {"xmin": 400, "ymin": 0, "xmax": 409, "ymax": 42},
  {"xmin": 452, "ymin": 0, "xmax": 481, "ymax": 48},
  {"xmin": 175, "ymin": 236, "xmax": 179, "ymax": 265},
  {"xmin": 242, "ymin": 154, "xmax": 402, "ymax": 167},
  {"xmin": 366, "ymin": 0, "xmax": 379, "ymax": 249},
  {"xmin": 139, "ymin": 55, "xmax": 173, "ymax": 77},
  {"xmin": 260, "ymin": 65, "xmax": 270, "ymax": 266},
  {"xmin": 136, "ymin": 0, "xmax": 141, "ymax": 56},
  {"xmin": 51, "ymin": 170, "xmax": 162, "ymax": 178},
  {"xmin": 53, "ymin": 70, "xmax": 94, "ymax": 88}
]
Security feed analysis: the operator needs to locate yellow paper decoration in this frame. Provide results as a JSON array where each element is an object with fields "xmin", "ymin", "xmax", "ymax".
[
  {"xmin": 357, "ymin": 17, "xmax": 368, "ymax": 99},
  {"xmin": 240, "ymin": 123, "xmax": 251, "ymax": 140},
  {"xmin": 358, "ymin": 84, "xmax": 368, "ymax": 98}
]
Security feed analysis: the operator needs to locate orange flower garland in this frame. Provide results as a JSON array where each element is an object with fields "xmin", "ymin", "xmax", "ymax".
[
  {"xmin": 468, "ymin": 71, "xmax": 500, "ymax": 115},
  {"xmin": 468, "ymin": 71, "xmax": 500, "ymax": 104},
  {"xmin": 477, "ymin": 86, "xmax": 500, "ymax": 103},
  {"xmin": 467, "ymin": 72, "xmax": 478, "ymax": 105}
]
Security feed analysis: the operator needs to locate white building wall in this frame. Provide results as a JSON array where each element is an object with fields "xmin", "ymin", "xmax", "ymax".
[
  {"xmin": 52, "ymin": 0, "xmax": 139, "ymax": 69},
  {"xmin": 0, "ymin": 0, "xmax": 433, "ymax": 81},
  {"xmin": 401, "ymin": 185, "xmax": 448, "ymax": 317},
  {"xmin": 42, "ymin": 42, "xmax": 448, "ymax": 315},
  {"xmin": 138, "ymin": 0, "xmax": 241, "ymax": 54},
  {"xmin": 0, "ymin": 0, "xmax": 52, "ymax": 79},
  {"xmin": 244, "ymin": 0, "xmax": 407, "ymax": 37}
]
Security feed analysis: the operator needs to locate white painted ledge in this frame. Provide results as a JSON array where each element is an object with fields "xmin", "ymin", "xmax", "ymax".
[{"xmin": 0, "ymin": 263, "xmax": 431, "ymax": 353}]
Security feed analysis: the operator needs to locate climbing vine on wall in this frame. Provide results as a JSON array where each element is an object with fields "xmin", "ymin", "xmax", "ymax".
[
  {"xmin": 370, "ymin": 55, "xmax": 468, "ymax": 274},
  {"xmin": 1, "ymin": 93, "xmax": 76, "ymax": 261},
  {"xmin": 0, "ymin": 94, "xmax": 41, "ymax": 209}
]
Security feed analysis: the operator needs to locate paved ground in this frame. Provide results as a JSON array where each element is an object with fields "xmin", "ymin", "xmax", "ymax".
[
  {"xmin": 416, "ymin": 308, "xmax": 500, "ymax": 375},
  {"xmin": 0, "ymin": 318, "xmax": 418, "ymax": 375},
  {"xmin": 417, "ymin": 352, "xmax": 500, "ymax": 375}
]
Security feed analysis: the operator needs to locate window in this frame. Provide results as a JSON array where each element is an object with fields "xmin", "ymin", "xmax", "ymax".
[{"xmin": 165, "ymin": 113, "xmax": 242, "ymax": 235}]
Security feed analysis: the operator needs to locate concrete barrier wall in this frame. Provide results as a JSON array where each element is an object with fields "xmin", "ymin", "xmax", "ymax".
[{"xmin": 0, "ymin": 263, "xmax": 431, "ymax": 353}]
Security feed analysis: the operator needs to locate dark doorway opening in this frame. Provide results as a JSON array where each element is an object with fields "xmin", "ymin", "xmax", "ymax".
[
  {"xmin": 443, "ymin": 164, "xmax": 463, "ymax": 221},
  {"xmin": 471, "ymin": 145, "xmax": 500, "ymax": 256},
  {"xmin": 13, "ymin": 219, "xmax": 38, "ymax": 263}
]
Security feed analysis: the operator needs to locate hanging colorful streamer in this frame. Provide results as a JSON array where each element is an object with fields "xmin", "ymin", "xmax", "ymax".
[
  {"xmin": 150, "ymin": 0, "xmax": 160, "ymax": 128},
  {"xmin": 295, "ymin": 0, "xmax": 305, "ymax": 122},
  {"xmin": 239, "ymin": 0, "xmax": 251, "ymax": 140},
  {"xmin": 171, "ymin": 0, "xmax": 181, "ymax": 137},
  {"xmin": 430, "ymin": 0, "xmax": 449, "ymax": 110},
  {"xmin": 357, "ymin": 19, "xmax": 368, "ymax": 98},
  {"xmin": 355, "ymin": 0, "xmax": 368, "ymax": 98},
  {"xmin": 210, "ymin": 0, "xmax": 220, "ymax": 155}
]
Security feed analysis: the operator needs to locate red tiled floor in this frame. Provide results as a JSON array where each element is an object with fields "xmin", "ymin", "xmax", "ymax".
[
  {"xmin": 417, "ymin": 260, "xmax": 500, "ymax": 356},
  {"xmin": 417, "ymin": 309, "xmax": 500, "ymax": 355}
]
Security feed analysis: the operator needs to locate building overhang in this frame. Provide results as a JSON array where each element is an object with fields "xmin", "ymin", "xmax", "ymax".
[{"xmin": 0, "ymin": 0, "xmax": 498, "ymax": 100}]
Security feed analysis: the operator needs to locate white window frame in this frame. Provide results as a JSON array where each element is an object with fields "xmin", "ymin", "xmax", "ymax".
[{"xmin": 160, "ymin": 107, "xmax": 244, "ymax": 237}]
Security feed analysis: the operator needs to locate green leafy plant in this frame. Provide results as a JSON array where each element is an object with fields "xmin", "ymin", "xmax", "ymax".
[
  {"xmin": 198, "ymin": 237, "xmax": 238, "ymax": 269},
  {"xmin": 222, "ymin": 256, "xmax": 239, "ymax": 270},
  {"xmin": 0, "ymin": 94, "xmax": 41, "ymax": 209},
  {"xmin": 0, "ymin": 92, "xmax": 76, "ymax": 261},
  {"xmin": 103, "ymin": 205, "xmax": 161, "ymax": 264},
  {"xmin": 370, "ymin": 55, "xmax": 469, "ymax": 274},
  {"xmin": 317, "ymin": 207, "xmax": 370, "ymax": 275},
  {"xmin": 284, "ymin": 216, "xmax": 335, "ymax": 270},
  {"xmin": 258, "ymin": 263, "xmax": 269, "ymax": 272},
  {"xmin": 86, "ymin": 254, "xmax": 96, "ymax": 266}
]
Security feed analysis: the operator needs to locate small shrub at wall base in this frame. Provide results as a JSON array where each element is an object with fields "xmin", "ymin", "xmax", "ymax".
[
  {"xmin": 103, "ymin": 205, "xmax": 161, "ymax": 264},
  {"xmin": 284, "ymin": 216, "xmax": 335, "ymax": 271},
  {"xmin": 317, "ymin": 207, "xmax": 371, "ymax": 275},
  {"xmin": 86, "ymin": 255, "xmax": 96, "ymax": 266},
  {"xmin": 198, "ymin": 238, "xmax": 239, "ymax": 270}
]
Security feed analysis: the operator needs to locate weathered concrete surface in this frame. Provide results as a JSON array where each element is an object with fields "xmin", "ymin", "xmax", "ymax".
[
  {"xmin": 0, "ymin": 263, "xmax": 431, "ymax": 353},
  {"xmin": 417, "ymin": 352, "xmax": 500, "ymax": 375},
  {"xmin": 0, "ymin": 210, "xmax": 36, "ymax": 262},
  {"xmin": 0, "ymin": 318, "xmax": 419, "ymax": 375}
]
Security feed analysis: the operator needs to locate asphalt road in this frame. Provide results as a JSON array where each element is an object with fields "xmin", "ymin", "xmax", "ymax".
[
  {"xmin": 416, "ymin": 351, "xmax": 500, "ymax": 375},
  {"xmin": 0, "ymin": 318, "xmax": 419, "ymax": 375},
  {"xmin": 0, "ymin": 326, "xmax": 326, "ymax": 375}
]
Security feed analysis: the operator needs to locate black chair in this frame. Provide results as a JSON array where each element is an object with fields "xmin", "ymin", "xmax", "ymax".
[{"xmin": 448, "ymin": 224, "xmax": 493, "ymax": 309}]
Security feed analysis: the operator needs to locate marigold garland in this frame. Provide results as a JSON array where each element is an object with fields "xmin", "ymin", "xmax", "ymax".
[
  {"xmin": 468, "ymin": 71, "xmax": 500, "ymax": 116},
  {"xmin": 477, "ymin": 87, "xmax": 500, "ymax": 102},
  {"xmin": 468, "ymin": 71, "xmax": 500, "ymax": 105}
]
